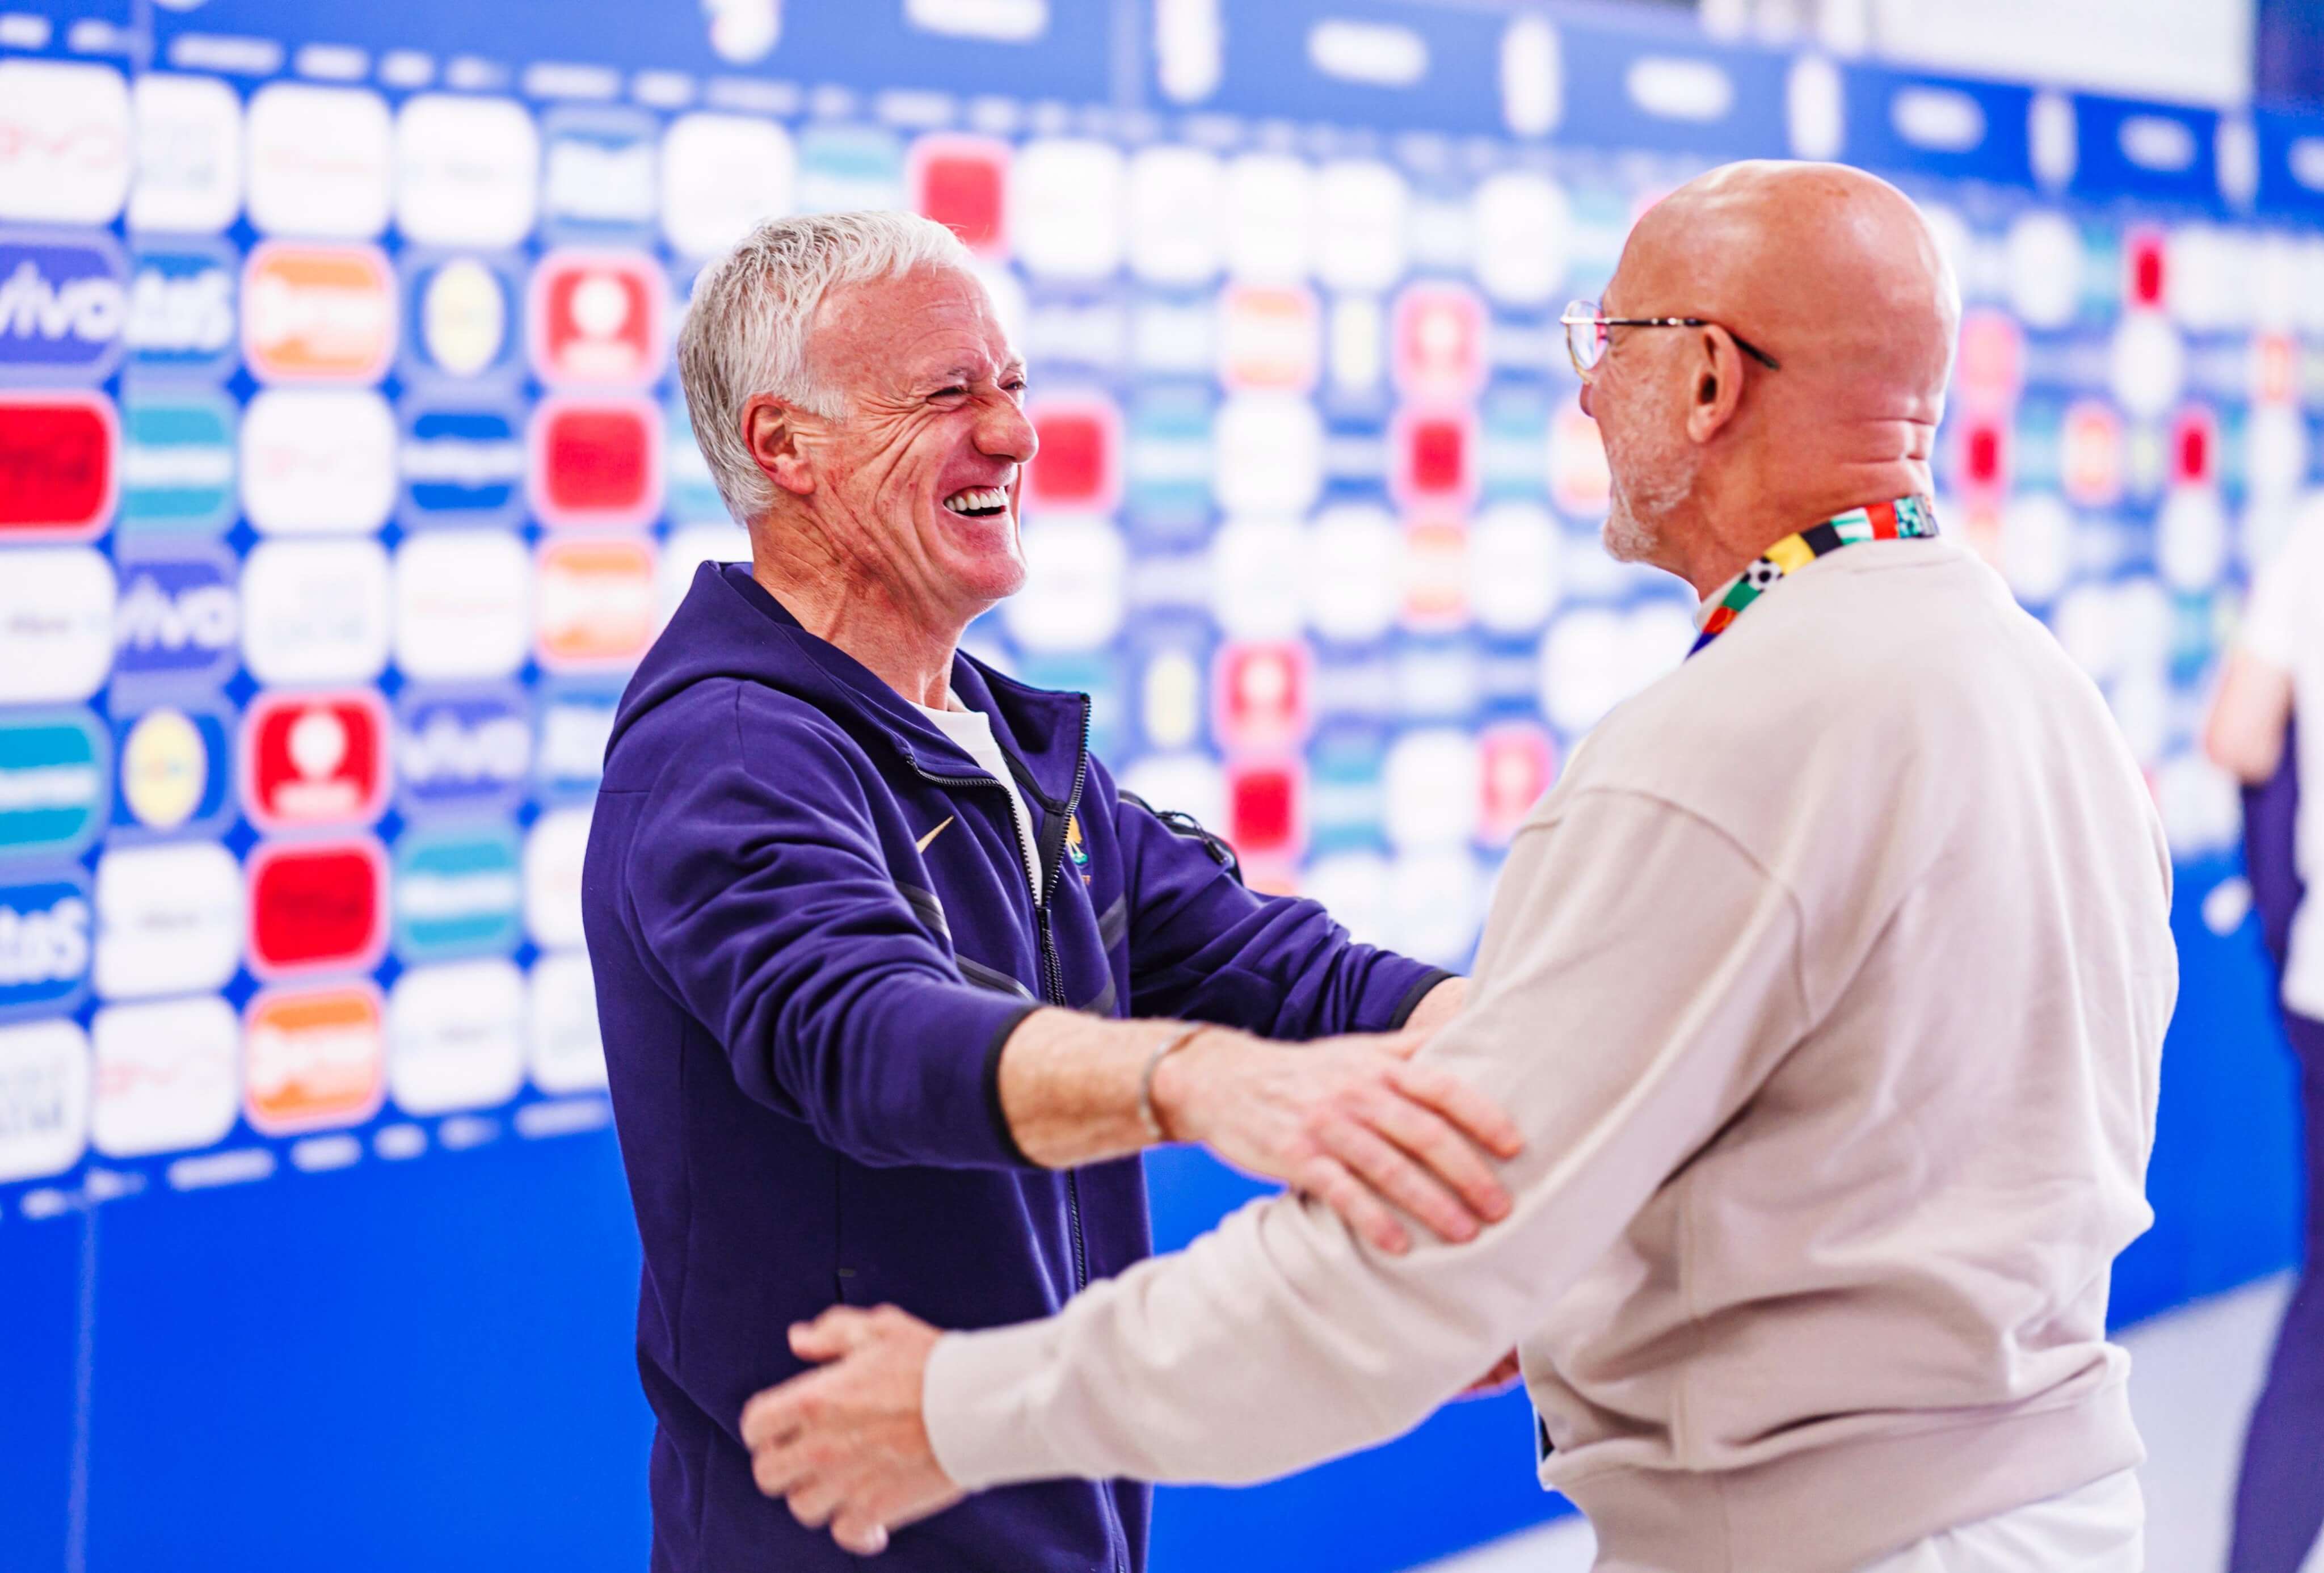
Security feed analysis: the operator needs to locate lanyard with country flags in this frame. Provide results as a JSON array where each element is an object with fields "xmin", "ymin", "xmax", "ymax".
[{"xmin": 1688, "ymin": 495, "xmax": 1939, "ymax": 657}]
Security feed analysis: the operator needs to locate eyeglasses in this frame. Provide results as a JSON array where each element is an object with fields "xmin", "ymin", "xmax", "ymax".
[{"xmin": 1560, "ymin": 300, "xmax": 1782, "ymax": 382}]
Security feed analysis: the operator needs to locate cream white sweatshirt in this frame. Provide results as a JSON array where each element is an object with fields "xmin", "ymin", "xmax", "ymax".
[{"xmin": 923, "ymin": 539, "xmax": 2178, "ymax": 1573}]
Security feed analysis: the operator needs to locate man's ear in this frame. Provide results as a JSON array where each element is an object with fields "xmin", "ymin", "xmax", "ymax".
[
  {"xmin": 746, "ymin": 395, "xmax": 818, "ymax": 498},
  {"xmin": 1684, "ymin": 329, "xmax": 1747, "ymax": 444}
]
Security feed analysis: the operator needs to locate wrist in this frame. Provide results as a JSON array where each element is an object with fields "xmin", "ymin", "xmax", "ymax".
[
  {"xmin": 1146, "ymin": 1025, "xmax": 1239, "ymax": 1145},
  {"xmin": 1138, "ymin": 1024, "xmax": 1211, "ymax": 1144}
]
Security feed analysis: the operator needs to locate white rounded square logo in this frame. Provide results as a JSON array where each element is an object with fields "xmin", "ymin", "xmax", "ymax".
[
  {"xmin": 0, "ymin": 548, "xmax": 115, "ymax": 705},
  {"xmin": 1226, "ymin": 154, "xmax": 1312, "ymax": 283},
  {"xmin": 1127, "ymin": 146, "xmax": 1222, "ymax": 286},
  {"xmin": 660, "ymin": 114, "xmax": 794, "ymax": 259},
  {"xmin": 395, "ymin": 95, "xmax": 541, "ymax": 249},
  {"xmin": 389, "ymin": 958, "xmax": 526, "ymax": 1116},
  {"xmin": 241, "ymin": 388, "xmax": 396, "ymax": 534},
  {"xmin": 0, "ymin": 1019, "xmax": 90, "ymax": 1183},
  {"xmin": 1012, "ymin": 140, "xmax": 1125, "ymax": 279},
  {"xmin": 92, "ymin": 995, "xmax": 239, "ymax": 1157},
  {"xmin": 525, "ymin": 806, "xmax": 593, "ymax": 949},
  {"xmin": 1212, "ymin": 393, "xmax": 1323, "ymax": 517},
  {"xmin": 130, "ymin": 73, "xmax": 244, "ymax": 235},
  {"xmin": 528, "ymin": 949, "xmax": 607, "ymax": 1094},
  {"xmin": 245, "ymin": 82, "xmax": 393, "ymax": 239},
  {"xmin": 241, "ymin": 538, "xmax": 393, "ymax": 685},
  {"xmin": 94, "ymin": 841, "xmax": 243, "ymax": 1001},
  {"xmin": 394, "ymin": 529, "xmax": 532, "ymax": 682},
  {"xmin": 1315, "ymin": 161, "xmax": 1408, "ymax": 292},
  {"xmin": 0, "ymin": 60, "xmax": 132, "ymax": 226},
  {"xmin": 1471, "ymin": 173, "xmax": 1570, "ymax": 306}
]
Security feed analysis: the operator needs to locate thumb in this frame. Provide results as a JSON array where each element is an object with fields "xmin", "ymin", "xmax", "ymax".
[{"xmin": 789, "ymin": 1306, "xmax": 874, "ymax": 1362}]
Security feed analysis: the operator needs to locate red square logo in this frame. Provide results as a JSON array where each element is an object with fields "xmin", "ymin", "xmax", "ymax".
[
  {"xmin": 1025, "ymin": 399, "xmax": 1120, "ymax": 514},
  {"xmin": 1392, "ymin": 408, "xmax": 1475, "ymax": 508},
  {"xmin": 1226, "ymin": 759, "xmax": 1302, "ymax": 859},
  {"xmin": 0, "ymin": 391, "xmax": 117, "ymax": 540},
  {"xmin": 2172, "ymin": 408, "xmax": 2214, "ymax": 484},
  {"xmin": 242, "ymin": 691, "xmax": 390, "ymax": 832},
  {"xmin": 1959, "ymin": 415, "xmax": 2008, "ymax": 495},
  {"xmin": 532, "ymin": 396, "xmax": 661, "ymax": 528},
  {"xmin": 2126, "ymin": 230, "xmax": 2167, "ymax": 310},
  {"xmin": 529, "ymin": 250, "xmax": 666, "ymax": 386},
  {"xmin": 248, "ymin": 838, "xmax": 388, "ymax": 978},
  {"xmin": 1213, "ymin": 641, "xmax": 1310, "ymax": 752},
  {"xmin": 912, "ymin": 136, "xmax": 1009, "ymax": 256}
]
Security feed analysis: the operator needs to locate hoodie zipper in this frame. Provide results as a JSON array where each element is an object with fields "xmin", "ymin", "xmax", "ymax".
[{"xmin": 904, "ymin": 700, "xmax": 1122, "ymax": 1573}]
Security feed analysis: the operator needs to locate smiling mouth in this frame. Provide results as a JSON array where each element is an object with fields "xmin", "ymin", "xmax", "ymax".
[{"xmin": 942, "ymin": 486, "xmax": 1011, "ymax": 519}]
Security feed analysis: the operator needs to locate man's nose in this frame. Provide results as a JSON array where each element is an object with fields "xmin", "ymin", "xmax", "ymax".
[
  {"xmin": 1578, "ymin": 378, "xmax": 1595, "ymax": 420},
  {"xmin": 978, "ymin": 396, "xmax": 1038, "ymax": 465}
]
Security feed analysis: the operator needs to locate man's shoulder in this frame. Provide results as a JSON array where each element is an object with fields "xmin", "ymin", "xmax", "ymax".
[{"xmin": 607, "ymin": 676, "xmax": 876, "ymax": 790}]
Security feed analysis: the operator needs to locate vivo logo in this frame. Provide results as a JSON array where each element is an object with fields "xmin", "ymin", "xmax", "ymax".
[
  {"xmin": 398, "ymin": 690, "xmax": 531, "ymax": 815},
  {"xmin": 113, "ymin": 554, "xmax": 237, "ymax": 682},
  {"xmin": 0, "ymin": 233, "xmax": 128, "ymax": 377}
]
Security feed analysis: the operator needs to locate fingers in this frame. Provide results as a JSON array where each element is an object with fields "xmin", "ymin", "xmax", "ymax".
[
  {"xmin": 752, "ymin": 1435, "xmax": 818, "ymax": 1496},
  {"xmin": 741, "ymin": 1375, "xmax": 812, "ymax": 1452},
  {"xmin": 1298, "ymin": 1153, "xmax": 1411, "ymax": 1255},
  {"xmin": 1388, "ymin": 1059, "xmax": 1526, "ymax": 1159},
  {"xmin": 789, "ymin": 1305, "xmax": 877, "ymax": 1361},
  {"xmin": 785, "ymin": 1474, "xmax": 844, "ymax": 1530},
  {"xmin": 1354, "ymin": 1091, "xmax": 1511, "ymax": 1231},
  {"xmin": 832, "ymin": 1512, "xmax": 891, "ymax": 1557},
  {"xmin": 1317, "ymin": 1116, "xmax": 1480, "ymax": 1245}
]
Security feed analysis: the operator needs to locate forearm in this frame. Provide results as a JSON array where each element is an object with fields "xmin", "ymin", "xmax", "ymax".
[
  {"xmin": 1401, "ymin": 977, "xmax": 1466, "ymax": 1034},
  {"xmin": 995, "ymin": 1009, "xmax": 1216, "ymax": 1168}
]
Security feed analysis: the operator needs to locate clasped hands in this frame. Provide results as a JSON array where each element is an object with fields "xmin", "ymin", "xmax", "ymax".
[{"xmin": 742, "ymin": 1022, "xmax": 1526, "ymax": 1555}]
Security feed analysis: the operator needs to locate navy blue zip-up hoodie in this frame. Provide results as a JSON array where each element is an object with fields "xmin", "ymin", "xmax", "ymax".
[{"xmin": 582, "ymin": 562, "xmax": 1446, "ymax": 1573}]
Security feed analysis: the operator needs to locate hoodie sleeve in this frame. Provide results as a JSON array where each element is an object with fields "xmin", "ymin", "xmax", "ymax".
[
  {"xmin": 1110, "ymin": 783, "xmax": 1447, "ymax": 1041},
  {"xmin": 614, "ymin": 691, "xmax": 1039, "ymax": 1171}
]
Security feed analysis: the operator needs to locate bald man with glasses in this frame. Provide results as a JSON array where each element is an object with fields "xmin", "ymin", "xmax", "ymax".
[{"xmin": 734, "ymin": 163, "xmax": 2175, "ymax": 1573}]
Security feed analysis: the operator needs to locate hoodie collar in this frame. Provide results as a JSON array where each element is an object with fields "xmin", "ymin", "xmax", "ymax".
[{"xmin": 675, "ymin": 562, "xmax": 1088, "ymax": 810}]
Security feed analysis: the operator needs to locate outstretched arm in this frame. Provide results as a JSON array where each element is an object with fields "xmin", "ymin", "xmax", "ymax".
[{"xmin": 739, "ymin": 790, "xmax": 1811, "ymax": 1554}]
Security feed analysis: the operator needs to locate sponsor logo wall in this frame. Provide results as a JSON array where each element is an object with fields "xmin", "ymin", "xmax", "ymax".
[{"xmin": 0, "ymin": 3, "xmax": 2312, "ymax": 1221}]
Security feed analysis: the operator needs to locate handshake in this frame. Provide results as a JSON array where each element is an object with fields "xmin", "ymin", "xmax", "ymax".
[{"xmin": 741, "ymin": 1008, "xmax": 1527, "ymax": 1556}]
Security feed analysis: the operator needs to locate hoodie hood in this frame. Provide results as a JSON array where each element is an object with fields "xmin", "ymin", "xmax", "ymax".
[{"xmin": 609, "ymin": 561, "xmax": 1089, "ymax": 810}]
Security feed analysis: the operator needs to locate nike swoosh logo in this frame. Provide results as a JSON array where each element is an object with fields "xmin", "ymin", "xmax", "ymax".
[{"xmin": 916, "ymin": 815, "xmax": 955, "ymax": 853}]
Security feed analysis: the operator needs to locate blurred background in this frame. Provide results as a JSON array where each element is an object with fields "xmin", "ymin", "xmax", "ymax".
[{"xmin": 1, "ymin": 0, "xmax": 2319, "ymax": 1568}]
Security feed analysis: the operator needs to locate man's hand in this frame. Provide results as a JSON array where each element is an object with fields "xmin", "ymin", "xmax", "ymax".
[
  {"xmin": 740, "ymin": 1306, "xmax": 959, "ymax": 1557},
  {"xmin": 1150, "ymin": 1023, "xmax": 1525, "ymax": 1255}
]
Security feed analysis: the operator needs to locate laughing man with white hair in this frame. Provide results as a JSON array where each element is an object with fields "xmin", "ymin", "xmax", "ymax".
[{"xmin": 579, "ymin": 211, "xmax": 1522, "ymax": 1573}]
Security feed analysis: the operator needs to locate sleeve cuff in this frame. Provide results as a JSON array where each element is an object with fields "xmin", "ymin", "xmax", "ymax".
[
  {"xmin": 924, "ymin": 1320, "xmax": 1077, "ymax": 1491},
  {"xmin": 1384, "ymin": 968, "xmax": 1454, "ymax": 1030},
  {"xmin": 978, "ymin": 1001, "xmax": 1042, "ymax": 1168}
]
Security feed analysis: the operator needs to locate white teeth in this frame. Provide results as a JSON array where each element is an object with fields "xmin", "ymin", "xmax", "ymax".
[{"xmin": 942, "ymin": 487, "xmax": 1010, "ymax": 516}]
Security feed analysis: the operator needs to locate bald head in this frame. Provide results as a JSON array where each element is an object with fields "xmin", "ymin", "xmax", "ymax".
[{"xmin": 1584, "ymin": 161, "xmax": 1960, "ymax": 595}]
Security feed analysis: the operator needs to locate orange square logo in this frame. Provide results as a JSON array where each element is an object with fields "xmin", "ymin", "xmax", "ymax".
[
  {"xmin": 243, "ymin": 983, "xmax": 386, "ymax": 1135},
  {"xmin": 1218, "ymin": 285, "xmax": 1320, "ymax": 392},
  {"xmin": 536, "ymin": 535, "xmax": 658, "ymax": 671},
  {"xmin": 241, "ymin": 242, "xmax": 397, "ymax": 382}
]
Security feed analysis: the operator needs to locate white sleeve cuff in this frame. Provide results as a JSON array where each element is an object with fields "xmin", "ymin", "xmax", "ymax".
[{"xmin": 923, "ymin": 1320, "xmax": 1079, "ymax": 1491}]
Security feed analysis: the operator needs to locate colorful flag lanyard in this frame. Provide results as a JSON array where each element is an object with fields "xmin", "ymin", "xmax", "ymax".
[{"xmin": 1687, "ymin": 495, "xmax": 1939, "ymax": 657}]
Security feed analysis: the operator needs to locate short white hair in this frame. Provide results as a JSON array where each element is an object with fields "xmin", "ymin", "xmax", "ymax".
[{"xmin": 677, "ymin": 210, "xmax": 978, "ymax": 524}]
